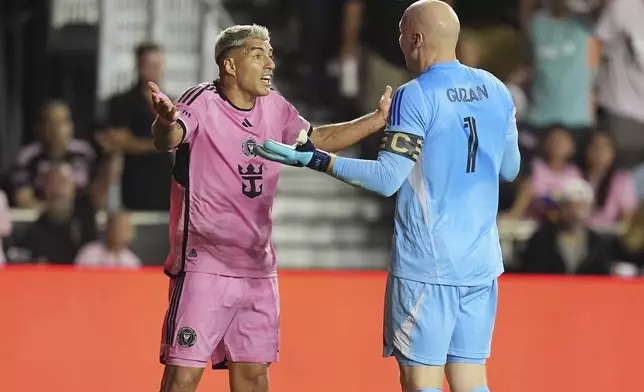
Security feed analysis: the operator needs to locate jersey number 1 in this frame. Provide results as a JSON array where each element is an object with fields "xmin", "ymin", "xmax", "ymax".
[{"xmin": 464, "ymin": 116, "xmax": 479, "ymax": 173}]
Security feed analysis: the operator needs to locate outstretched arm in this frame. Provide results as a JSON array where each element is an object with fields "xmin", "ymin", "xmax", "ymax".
[
  {"xmin": 281, "ymin": 86, "xmax": 393, "ymax": 153},
  {"xmin": 323, "ymin": 81, "xmax": 428, "ymax": 195},
  {"xmin": 149, "ymin": 82, "xmax": 183, "ymax": 151},
  {"xmin": 325, "ymin": 136, "xmax": 419, "ymax": 197},
  {"xmin": 309, "ymin": 108, "xmax": 387, "ymax": 153},
  {"xmin": 258, "ymin": 81, "xmax": 428, "ymax": 196}
]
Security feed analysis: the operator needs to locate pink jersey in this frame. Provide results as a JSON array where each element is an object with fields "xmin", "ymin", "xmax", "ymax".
[
  {"xmin": 589, "ymin": 171, "xmax": 637, "ymax": 227},
  {"xmin": 530, "ymin": 159, "xmax": 582, "ymax": 198},
  {"xmin": 163, "ymin": 81, "xmax": 310, "ymax": 278}
]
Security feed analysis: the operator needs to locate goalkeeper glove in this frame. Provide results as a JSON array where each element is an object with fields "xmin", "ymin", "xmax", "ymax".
[{"xmin": 255, "ymin": 130, "xmax": 331, "ymax": 172}]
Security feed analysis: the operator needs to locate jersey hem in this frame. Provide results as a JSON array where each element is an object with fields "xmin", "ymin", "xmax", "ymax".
[
  {"xmin": 390, "ymin": 267, "xmax": 504, "ymax": 286},
  {"xmin": 179, "ymin": 268, "xmax": 278, "ymax": 279}
]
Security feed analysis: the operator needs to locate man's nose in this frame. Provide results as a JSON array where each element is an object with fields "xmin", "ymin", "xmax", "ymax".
[{"xmin": 266, "ymin": 57, "xmax": 275, "ymax": 70}]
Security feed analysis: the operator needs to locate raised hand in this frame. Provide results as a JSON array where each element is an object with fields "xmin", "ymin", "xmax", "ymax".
[
  {"xmin": 377, "ymin": 85, "xmax": 393, "ymax": 123},
  {"xmin": 148, "ymin": 82, "xmax": 178, "ymax": 125}
]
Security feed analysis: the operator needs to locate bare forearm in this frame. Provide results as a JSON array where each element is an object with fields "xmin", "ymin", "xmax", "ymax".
[
  {"xmin": 310, "ymin": 111, "xmax": 385, "ymax": 153},
  {"xmin": 151, "ymin": 119, "xmax": 183, "ymax": 152}
]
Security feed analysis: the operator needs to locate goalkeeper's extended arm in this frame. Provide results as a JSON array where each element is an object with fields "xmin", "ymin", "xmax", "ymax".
[
  {"xmin": 255, "ymin": 130, "xmax": 416, "ymax": 197},
  {"xmin": 255, "ymin": 81, "xmax": 426, "ymax": 196},
  {"xmin": 327, "ymin": 152, "xmax": 415, "ymax": 197}
]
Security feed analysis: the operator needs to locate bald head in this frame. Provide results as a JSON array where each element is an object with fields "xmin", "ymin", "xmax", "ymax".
[
  {"xmin": 404, "ymin": 0, "xmax": 460, "ymax": 48},
  {"xmin": 398, "ymin": 0, "xmax": 460, "ymax": 72}
]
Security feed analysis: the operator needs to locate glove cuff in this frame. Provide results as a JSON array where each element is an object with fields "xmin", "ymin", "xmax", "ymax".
[{"xmin": 306, "ymin": 149, "xmax": 331, "ymax": 172}]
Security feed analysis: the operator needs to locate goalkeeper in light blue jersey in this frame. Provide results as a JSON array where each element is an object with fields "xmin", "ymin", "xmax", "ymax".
[{"xmin": 255, "ymin": 1, "xmax": 520, "ymax": 391}]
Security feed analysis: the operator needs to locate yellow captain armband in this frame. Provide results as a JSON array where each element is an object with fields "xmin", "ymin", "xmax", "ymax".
[{"xmin": 379, "ymin": 132, "xmax": 423, "ymax": 162}]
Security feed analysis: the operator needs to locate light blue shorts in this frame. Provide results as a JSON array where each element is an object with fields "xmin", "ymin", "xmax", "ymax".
[{"xmin": 383, "ymin": 275, "xmax": 498, "ymax": 366}]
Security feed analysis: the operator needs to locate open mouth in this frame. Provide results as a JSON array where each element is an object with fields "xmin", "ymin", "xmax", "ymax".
[{"xmin": 261, "ymin": 75, "xmax": 272, "ymax": 86}]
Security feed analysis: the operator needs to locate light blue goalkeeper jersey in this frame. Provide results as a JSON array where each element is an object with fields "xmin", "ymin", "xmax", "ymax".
[{"xmin": 333, "ymin": 60, "xmax": 521, "ymax": 286}]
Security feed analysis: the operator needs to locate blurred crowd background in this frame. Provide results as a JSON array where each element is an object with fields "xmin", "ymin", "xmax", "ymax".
[{"xmin": 1, "ymin": 0, "xmax": 644, "ymax": 277}]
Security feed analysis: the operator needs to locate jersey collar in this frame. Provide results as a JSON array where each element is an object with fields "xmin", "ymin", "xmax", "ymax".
[{"xmin": 425, "ymin": 60, "xmax": 461, "ymax": 72}]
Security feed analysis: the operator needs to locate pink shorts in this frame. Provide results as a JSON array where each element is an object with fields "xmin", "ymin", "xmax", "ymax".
[{"xmin": 159, "ymin": 272, "xmax": 279, "ymax": 369}]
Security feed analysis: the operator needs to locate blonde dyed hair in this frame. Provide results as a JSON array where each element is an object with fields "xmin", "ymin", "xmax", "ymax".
[{"xmin": 214, "ymin": 24, "xmax": 270, "ymax": 64}]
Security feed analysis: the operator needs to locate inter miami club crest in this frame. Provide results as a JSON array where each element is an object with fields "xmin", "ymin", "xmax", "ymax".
[
  {"xmin": 238, "ymin": 163, "xmax": 263, "ymax": 199},
  {"xmin": 177, "ymin": 327, "xmax": 197, "ymax": 348},
  {"xmin": 241, "ymin": 136, "xmax": 257, "ymax": 157}
]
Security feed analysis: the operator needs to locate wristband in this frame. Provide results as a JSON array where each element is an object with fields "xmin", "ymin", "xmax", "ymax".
[
  {"xmin": 296, "ymin": 139, "xmax": 330, "ymax": 172},
  {"xmin": 307, "ymin": 149, "xmax": 331, "ymax": 172},
  {"xmin": 155, "ymin": 114, "xmax": 176, "ymax": 127}
]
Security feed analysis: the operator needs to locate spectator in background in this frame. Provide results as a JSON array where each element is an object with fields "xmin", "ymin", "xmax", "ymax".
[
  {"xmin": 582, "ymin": 132, "xmax": 637, "ymax": 227},
  {"xmin": 631, "ymin": 163, "xmax": 644, "ymax": 202},
  {"xmin": 101, "ymin": 42, "xmax": 172, "ymax": 210},
  {"xmin": 340, "ymin": 0, "xmax": 429, "ymax": 159},
  {"xmin": 505, "ymin": 66, "xmax": 530, "ymax": 123},
  {"xmin": 12, "ymin": 100, "xmax": 96, "ymax": 208},
  {"xmin": 75, "ymin": 211, "xmax": 141, "ymax": 268},
  {"xmin": 506, "ymin": 126, "xmax": 581, "ymax": 218},
  {"xmin": 519, "ymin": 0, "xmax": 606, "ymax": 30},
  {"xmin": 611, "ymin": 202, "xmax": 644, "ymax": 275},
  {"xmin": 595, "ymin": 0, "xmax": 644, "ymax": 168},
  {"xmin": 24, "ymin": 163, "xmax": 97, "ymax": 264},
  {"xmin": 0, "ymin": 190, "xmax": 11, "ymax": 265},
  {"xmin": 524, "ymin": 0, "xmax": 600, "ymax": 148},
  {"xmin": 519, "ymin": 178, "xmax": 611, "ymax": 274}
]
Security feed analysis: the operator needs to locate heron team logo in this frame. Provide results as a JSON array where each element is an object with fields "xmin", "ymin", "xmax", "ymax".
[
  {"xmin": 241, "ymin": 136, "xmax": 257, "ymax": 157},
  {"xmin": 177, "ymin": 327, "xmax": 197, "ymax": 348}
]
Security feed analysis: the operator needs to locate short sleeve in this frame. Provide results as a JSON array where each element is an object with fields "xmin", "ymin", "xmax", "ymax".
[
  {"xmin": 386, "ymin": 80, "xmax": 429, "ymax": 138},
  {"xmin": 174, "ymin": 83, "xmax": 211, "ymax": 144},
  {"xmin": 281, "ymin": 100, "xmax": 311, "ymax": 144}
]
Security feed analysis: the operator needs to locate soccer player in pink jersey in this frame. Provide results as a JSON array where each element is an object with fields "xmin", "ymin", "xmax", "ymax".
[{"xmin": 149, "ymin": 24, "xmax": 392, "ymax": 392}]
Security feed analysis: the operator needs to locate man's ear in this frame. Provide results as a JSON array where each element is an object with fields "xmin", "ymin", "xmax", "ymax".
[
  {"xmin": 223, "ymin": 58, "xmax": 236, "ymax": 76},
  {"xmin": 413, "ymin": 32, "xmax": 424, "ymax": 49}
]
